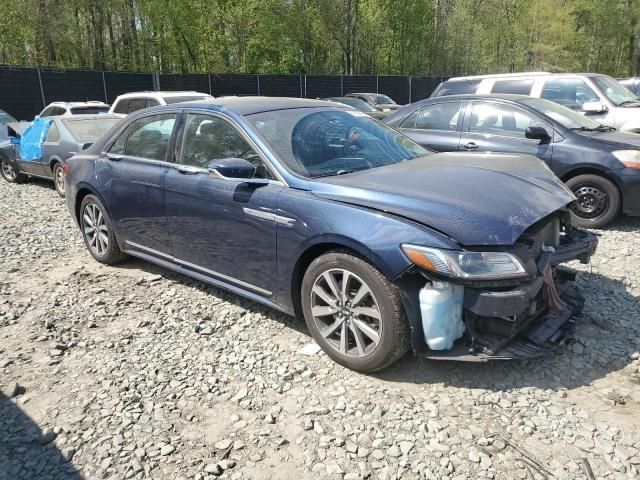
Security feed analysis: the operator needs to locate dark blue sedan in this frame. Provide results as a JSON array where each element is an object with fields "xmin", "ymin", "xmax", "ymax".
[
  {"xmin": 64, "ymin": 97, "xmax": 597, "ymax": 371},
  {"xmin": 384, "ymin": 94, "xmax": 640, "ymax": 228}
]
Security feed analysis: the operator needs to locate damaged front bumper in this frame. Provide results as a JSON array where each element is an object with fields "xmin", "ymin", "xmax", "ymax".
[{"xmin": 401, "ymin": 227, "xmax": 598, "ymax": 362}]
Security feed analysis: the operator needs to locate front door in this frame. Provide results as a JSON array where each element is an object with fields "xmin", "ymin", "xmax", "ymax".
[
  {"xmin": 459, "ymin": 100, "xmax": 554, "ymax": 164},
  {"xmin": 165, "ymin": 112, "xmax": 281, "ymax": 295},
  {"xmin": 399, "ymin": 100, "xmax": 464, "ymax": 152},
  {"xmin": 97, "ymin": 112, "xmax": 178, "ymax": 256}
]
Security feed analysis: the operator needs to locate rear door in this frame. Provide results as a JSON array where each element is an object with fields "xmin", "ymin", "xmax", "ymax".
[
  {"xmin": 98, "ymin": 112, "xmax": 179, "ymax": 256},
  {"xmin": 459, "ymin": 100, "xmax": 554, "ymax": 164},
  {"xmin": 398, "ymin": 100, "xmax": 464, "ymax": 152}
]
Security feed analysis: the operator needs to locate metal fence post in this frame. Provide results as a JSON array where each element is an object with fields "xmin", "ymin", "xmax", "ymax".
[
  {"xmin": 101, "ymin": 71, "xmax": 108, "ymax": 103},
  {"xmin": 36, "ymin": 68, "xmax": 46, "ymax": 108},
  {"xmin": 208, "ymin": 74, "xmax": 212, "ymax": 96},
  {"xmin": 340, "ymin": 75, "xmax": 344, "ymax": 96},
  {"xmin": 408, "ymin": 76, "xmax": 412, "ymax": 104},
  {"xmin": 304, "ymin": 75, "xmax": 307, "ymax": 98},
  {"xmin": 257, "ymin": 74, "xmax": 261, "ymax": 96},
  {"xmin": 376, "ymin": 75, "xmax": 379, "ymax": 93}
]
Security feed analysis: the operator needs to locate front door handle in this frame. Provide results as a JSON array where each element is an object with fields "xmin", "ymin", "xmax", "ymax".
[
  {"xmin": 176, "ymin": 165, "xmax": 203, "ymax": 175},
  {"xmin": 106, "ymin": 153, "xmax": 122, "ymax": 161},
  {"xmin": 461, "ymin": 142, "xmax": 478, "ymax": 150}
]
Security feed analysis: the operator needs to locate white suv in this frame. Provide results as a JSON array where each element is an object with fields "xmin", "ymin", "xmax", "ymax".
[
  {"xmin": 109, "ymin": 91, "xmax": 213, "ymax": 115},
  {"xmin": 432, "ymin": 72, "xmax": 640, "ymax": 133},
  {"xmin": 39, "ymin": 101, "xmax": 110, "ymax": 118}
]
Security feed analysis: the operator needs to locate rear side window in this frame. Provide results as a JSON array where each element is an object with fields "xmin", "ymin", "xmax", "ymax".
[
  {"xmin": 110, "ymin": 113, "xmax": 177, "ymax": 161},
  {"xmin": 69, "ymin": 106, "xmax": 109, "ymax": 115},
  {"xmin": 491, "ymin": 79, "xmax": 534, "ymax": 95},
  {"xmin": 432, "ymin": 79, "xmax": 481, "ymax": 97},
  {"xmin": 401, "ymin": 101, "xmax": 462, "ymax": 131},
  {"xmin": 127, "ymin": 99, "xmax": 148, "ymax": 114},
  {"xmin": 541, "ymin": 78, "xmax": 599, "ymax": 110},
  {"xmin": 45, "ymin": 123, "xmax": 60, "ymax": 142},
  {"xmin": 112, "ymin": 100, "xmax": 130, "ymax": 114}
]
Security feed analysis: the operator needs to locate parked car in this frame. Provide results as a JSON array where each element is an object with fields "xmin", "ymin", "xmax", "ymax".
[
  {"xmin": 109, "ymin": 91, "xmax": 214, "ymax": 115},
  {"xmin": 324, "ymin": 97, "xmax": 389, "ymax": 119},
  {"xmin": 384, "ymin": 94, "xmax": 640, "ymax": 228},
  {"xmin": 431, "ymin": 73, "xmax": 640, "ymax": 134},
  {"xmin": 345, "ymin": 93, "xmax": 401, "ymax": 112},
  {"xmin": 0, "ymin": 114, "xmax": 122, "ymax": 195},
  {"xmin": 619, "ymin": 77, "xmax": 640, "ymax": 95},
  {"xmin": 64, "ymin": 97, "xmax": 597, "ymax": 372},
  {"xmin": 0, "ymin": 109, "xmax": 16, "ymax": 125},
  {"xmin": 39, "ymin": 101, "xmax": 110, "ymax": 117}
]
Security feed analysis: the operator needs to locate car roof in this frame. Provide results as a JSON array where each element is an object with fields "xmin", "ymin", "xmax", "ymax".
[
  {"xmin": 48, "ymin": 101, "xmax": 109, "ymax": 107},
  {"xmin": 347, "ymin": 93, "xmax": 378, "ymax": 96},
  {"xmin": 445, "ymin": 72, "xmax": 611, "ymax": 82},
  {"xmin": 417, "ymin": 93, "xmax": 532, "ymax": 103},
  {"xmin": 58, "ymin": 113, "xmax": 123, "ymax": 121},
  {"xmin": 116, "ymin": 91, "xmax": 211, "ymax": 98},
  {"xmin": 162, "ymin": 96, "xmax": 346, "ymax": 116}
]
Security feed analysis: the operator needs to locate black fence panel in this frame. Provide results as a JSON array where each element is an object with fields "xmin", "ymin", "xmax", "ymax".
[
  {"xmin": 159, "ymin": 74, "xmax": 210, "ymax": 93},
  {"xmin": 411, "ymin": 76, "xmax": 449, "ymax": 102},
  {"xmin": 104, "ymin": 72, "xmax": 154, "ymax": 103},
  {"xmin": 210, "ymin": 74, "xmax": 259, "ymax": 96},
  {"xmin": 260, "ymin": 75, "xmax": 302, "ymax": 97},
  {"xmin": 342, "ymin": 75, "xmax": 377, "ymax": 95},
  {"xmin": 378, "ymin": 76, "xmax": 410, "ymax": 105},
  {"xmin": 304, "ymin": 75, "xmax": 342, "ymax": 98},
  {"xmin": 40, "ymin": 68, "xmax": 105, "ymax": 104},
  {"xmin": 0, "ymin": 66, "xmax": 44, "ymax": 120}
]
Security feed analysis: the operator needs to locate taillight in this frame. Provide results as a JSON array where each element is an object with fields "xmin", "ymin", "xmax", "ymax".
[{"xmin": 63, "ymin": 163, "xmax": 69, "ymax": 177}]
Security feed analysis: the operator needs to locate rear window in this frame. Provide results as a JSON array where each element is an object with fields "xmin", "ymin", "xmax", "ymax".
[
  {"xmin": 63, "ymin": 118, "xmax": 122, "ymax": 143},
  {"xmin": 163, "ymin": 95, "xmax": 210, "ymax": 104},
  {"xmin": 490, "ymin": 79, "xmax": 534, "ymax": 95},
  {"xmin": 69, "ymin": 106, "xmax": 110, "ymax": 115},
  {"xmin": 432, "ymin": 79, "xmax": 481, "ymax": 97}
]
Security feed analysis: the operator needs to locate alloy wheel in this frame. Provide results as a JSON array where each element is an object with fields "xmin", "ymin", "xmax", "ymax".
[
  {"xmin": 1, "ymin": 160, "xmax": 17, "ymax": 180},
  {"xmin": 310, "ymin": 268, "xmax": 382, "ymax": 358},
  {"xmin": 570, "ymin": 184, "xmax": 608, "ymax": 219},
  {"xmin": 82, "ymin": 203, "xmax": 109, "ymax": 256},
  {"xmin": 54, "ymin": 164, "xmax": 65, "ymax": 194}
]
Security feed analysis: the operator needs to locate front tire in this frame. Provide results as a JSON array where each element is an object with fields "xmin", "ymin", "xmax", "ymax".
[
  {"xmin": 52, "ymin": 162, "xmax": 65, "ymax": 197},
  {"xmin": 565, "ymin": 174, "xmax": 620, "ymax": 228},
  {"xmin": 79, "ymin": 195, "xmax": 127, "ymax": 264},
  {"xmin": 301, "ymin": 251, "xmax": 410, "ymax": 372},
  {"xmin": 1, "ymin": 158, "xmax": 27, "ymax": 184}
]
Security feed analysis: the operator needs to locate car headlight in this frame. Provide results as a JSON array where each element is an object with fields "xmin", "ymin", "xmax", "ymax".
[
  {"xmin": 612, "ymin": 150, "xmax": 640, "ymax": 169},
  {"xmin": 401, "ymin": 244, "xmax": 528, "ymax": 280}
]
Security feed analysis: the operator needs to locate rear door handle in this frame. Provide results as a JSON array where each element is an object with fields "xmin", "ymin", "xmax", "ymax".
[{"xmin": 461, "ymin": 142, "xmax": 478, "ymax": 150}]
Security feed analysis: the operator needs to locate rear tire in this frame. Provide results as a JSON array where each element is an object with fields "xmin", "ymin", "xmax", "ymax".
[
  {"xmin": 52, "ymin": 162, "xmax": 65, "ymax": 197},
  {"xmin": 301, "ymin": 251, "xmax": 410, "ymax": 372},
  {"xmin": 1, "ymin": 157, "xmax": 27, "ymax": 184},
  {"xmin": 79, "ymin": 194, "xmax": 127, "ymax": 265},
  {"xmin": 565, "ymin": 174, "xmax": 620, "ymax": 228}
]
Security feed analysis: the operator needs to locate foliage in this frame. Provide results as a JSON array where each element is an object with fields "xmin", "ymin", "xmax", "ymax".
[{"xmin": 0, "ymin": 0, "xmax": 638, "ymax": 76}]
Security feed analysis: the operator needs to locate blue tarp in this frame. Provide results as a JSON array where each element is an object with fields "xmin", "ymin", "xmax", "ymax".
[{"xmin": 19, "ymin": 117, "xmax": 52, "ymax": 161}]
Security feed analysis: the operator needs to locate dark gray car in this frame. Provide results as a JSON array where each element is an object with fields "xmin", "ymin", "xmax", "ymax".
[
  {"xmin": 324, "ymin": 97, "xmax": 389, "ymax": 119},
  {"xmin": 345, "ymin": 93, "xmax": 401, "ymax": 112},
  {"xmin": 0, "ymin": 114, "xmax": 122, "ymax": 196}
]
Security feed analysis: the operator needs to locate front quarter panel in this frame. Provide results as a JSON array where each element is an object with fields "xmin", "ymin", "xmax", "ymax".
[{"xmin": 275, "ymin": 188, "xmax": 459, "ymax": 311}]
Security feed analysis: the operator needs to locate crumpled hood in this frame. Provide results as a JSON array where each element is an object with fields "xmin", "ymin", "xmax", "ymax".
[{"xmin": 310, "ymin": 152, "xmax": 576, "ymax": 246}]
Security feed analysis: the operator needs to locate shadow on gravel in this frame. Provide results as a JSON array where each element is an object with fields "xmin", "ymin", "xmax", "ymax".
[{"xmin": 0, "ymin": 392, "xmax": 83, "ymax": 480}]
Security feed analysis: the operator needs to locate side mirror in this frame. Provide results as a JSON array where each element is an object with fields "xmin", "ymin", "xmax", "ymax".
[
  {"xmin": 525, "ymin": 126, "xmax": 550, "ymax": 141},
  {"xmin": 582, "ymin": 101, "xmax": 608, "ymax": 114},
  {"xmin": 208, "ymin": 158, "xmax": 256, "ymax": 180}
]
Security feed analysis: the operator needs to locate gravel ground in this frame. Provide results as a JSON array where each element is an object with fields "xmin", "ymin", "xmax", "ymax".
[{"xmin": 1, "ymin": 178, "xmax": 639, "ymax": 480}]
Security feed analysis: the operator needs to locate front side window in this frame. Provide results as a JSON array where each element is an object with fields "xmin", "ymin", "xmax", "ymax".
[
  {"xmin": 491, "ymin": 79, "xmax": 534, "ymax": 95},
  {"xmin": 248, "ymin": 108, "xmax": 428, "ymax": 178},
  {"xmin": 469, "ymin": 102, "xmax": 547, "ymax": 138},
  {"xmin": 520, "ymin": 98, "xmax": 601, "ymax": 130},
  {"xmin": 402, "ymin": 101, "xmax": 462, "ymax": 131},
  {"xmin": 590, "ymin": 75, "xmax": 640, "ymax": 106},
  {"xmin": 541, "ymin": 78, "xmax": 599, "ymax": 110},
  {"xmin": 180, "ymin": 113, "xmax": 272, "ymax": 179},
  {"xmin": 112, "ymin": 100, "xmax": 130, "ymax": 115},
  {"xmin": 127, "ymin": 99, "xmax": 147, "ymax": 114},
  {"xmin": 110, "ymin": 113, "xmax": 177, "ymax": 161}
]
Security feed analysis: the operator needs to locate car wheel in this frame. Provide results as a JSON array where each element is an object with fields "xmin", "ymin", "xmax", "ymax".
[
  {"xmin": 565, "ymin": 174, "xmax": 620, "ymax": 228},
  {"xmin": 301, "ymin": 251, "xmax": 410, "ymax": 372},
  {"xmin": 1, "ymin": 158, "xmax": 27, "ymax": 184},
  {"xmin": 79, "ymin": 195, "xmax": 127, "ymax": 264},
  {"xmin": 52, "ymin": 163, "xmax": 65, "ymax": 197}
]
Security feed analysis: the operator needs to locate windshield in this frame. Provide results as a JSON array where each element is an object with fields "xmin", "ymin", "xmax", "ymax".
[
  {"xmin": 520, "ymin": 98, "xmax": 602, "ymax": 129},
  {"xmin": 591, "ymin": 75, "xmax": 640, "ymax": 106},
  {"xmin": 63, "ymin": 118, "xmax": 122, "ymax": 143},
  {"xmin": 163, "ymin": 95, "xmax": 211, "ymax": 104},
  {"xmin": 373, "ymin": 95, "xmax": 395, "ymax": 105},
  {"xmin": 0, "ymin": 112, "xmax": 16, "ymax": 124},
  {"xmin": 247, "ymin": 107, "xmax": 428, "ymax": 178},
  {"xmin": 330, "ymin": 97, "xmax": 377, "ymax": 112}
]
